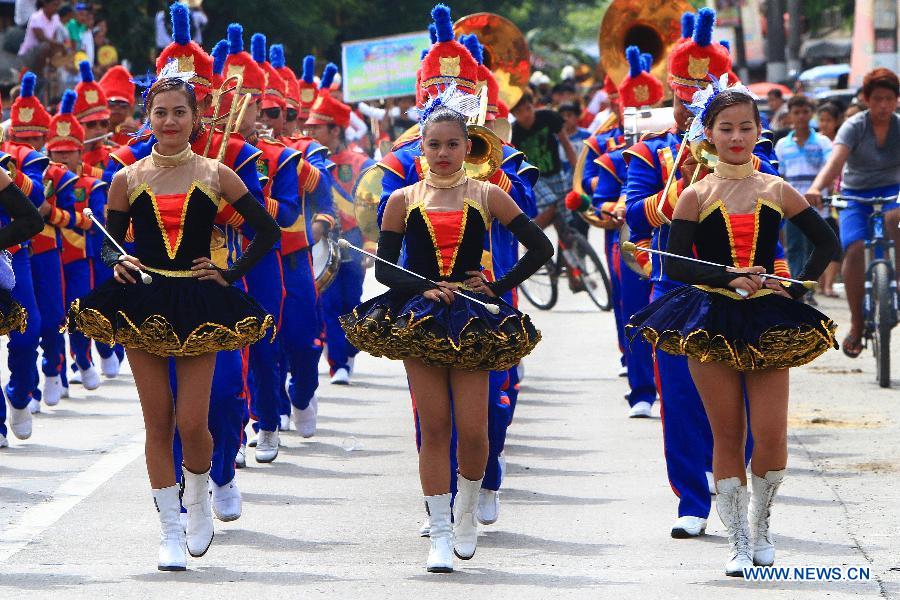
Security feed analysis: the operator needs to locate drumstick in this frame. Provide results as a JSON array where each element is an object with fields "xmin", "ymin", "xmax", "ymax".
[
  {"xmin": 82, "ymin": 209, "xmax": 152, "ymax": 285},
  {"xmin": 337, "ymin": 239, "xmax": 500, "ymax": 314},
  {"xmin": 620, "ymin": 241, "xmax": 816, "ymax": 297}
]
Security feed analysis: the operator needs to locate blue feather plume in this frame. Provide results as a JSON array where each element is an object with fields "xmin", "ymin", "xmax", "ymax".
[
  {"xmin": 79, "ymin": 60, "xmax": 94, "ymax": 83},
  {"xmin": 60, "ymin": 89, "xmax": 76, "ymax": 114},
  {"xmin": 320, "ymin": 63, "xmax": 337, "ymax": 90},
  {"xmin": 21, "ymin": 72, "xmax": 36, "ymax": 98},
  {"xmin": 270, "ymin": 44, "xmax": 285, "ymax": 69},
  {"xmin": 251, "ymin": 33, "xmax": 266, "ymax": 64},
  {"xmin": 171, "ymin": 1, "xmax": 191, "ymax": 45},
  {"xmin": 227, "ymin": 23, "xmax": 243, "ymax": 54},
  {"xmin": 212, "ymin": 40, "xmax": 229, "ymax": 75},
  {"xmin": 302, "ymin": 55, "xmax": 315, "ymax": 84},
  {"xmin": 694, "ymin": 7, "xmax": 715, "ymax": 47},
  {"xmin": 431, "ymin": 4, "xmax": 453, "ymax": 43},
  {"xmin": 626, "ymin": 46, "xmax": 642, "ymax": 78}
]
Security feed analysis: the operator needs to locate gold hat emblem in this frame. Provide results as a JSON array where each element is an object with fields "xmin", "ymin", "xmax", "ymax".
[
  {"xmin": 301, "ymin": 88, "xmax": 315, "ymax": 103},
  {"xmin": 18, "ymin": 107, "xmax": 33, "ymax": 123},
  {"xmin": 687, "ymin": 56, "xmax": 710, "ymax": 80},
  {"xmin": 634, "ymin": 85, "xmax": 649, "ymax": 104},
  {"xmin": 177, "ymin": 54, "xmax": 195, "ymax": 73},
  {"xmin": 57, "ymin": 121, "xmax": 71, "ymax": 137},
  {"xmin": 226, "ymin": 64, "xmax": 245, "ymax": 79},
  {"xmin": 439, "ymin": 56, "xmax": 461, "ymax": 77},
  {"xmin": 85, "ymin": 89, "xmax": 99, "ymax": 105}
]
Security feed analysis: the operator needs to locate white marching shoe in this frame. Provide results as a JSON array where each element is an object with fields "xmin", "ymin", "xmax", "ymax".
[
  {"xmin": 291, "ymin": 395, "xmax": 318, "ymax": 438},
  {"xmin": 235, "ymin": 443, "xmax": 246, "ymax": 469},
  {"xmin": 42, "ymin": 375, "xmax": 63, "ymax": 407},
  {"xmin": 628, "ymin": 401, "xmax": 653, "ymax": 418},
  {"xmin": 424, "ymin": 493, "xmax": 453, "ymax": 573},
  {"xmin": 617, "ymin": 364, "xmax": 628, "ymax": 377},
  {"xmin": 476, "ymin": 489, "xmax": 500, "ymax": 525},
  {"xmin": 0, "ymin": 433, "xmax": 8, "ymax": 448},
  {"xmin": 255, "ymin": 430, "xmax": 279, "ymax": 463},
  {"xmin": 749, "ymin": 469, "xmax": 785, "ymax": 567},
  {"xmin": 8, "ymin": 404, "xmax": 32, "ymax": 439},
  {"xmin": 28, "ymin": 398, "xmax": 40, "ymax": 414},
  {"xmin": 670, "ymin": 516, "xmax": 707, "ymax": 538},
  {"xmin": 716, "ymin": 477, "xmax": 753, "ymax": 577},
  {"xmin": 181, "ymin": 467, "xmax": 214, "ymax": 557},
  {"xmin": 79, "ymin": 366, "xmax": 102, "ymax": 391},
  {"xmin": 211, "ymin": 478, "xmax": 242, "ymax": 522},
  {"xmin": 100, "ymin": 354, "xmax": 120, "ymax": 378},
  {"xmin": 419, "ymin": 512, "xmax": 431, "ymax": 537},
  {"xmin": 330, "ymin": 367, "xmax": 350, "ymax": 385},
  {"xmin": 452, "ymin": 474, "xmax": 483, "ymax": 560},
  {"xmin": 279, "ymin": 414, "xmax": 292, "ymax": 431},
  {"xmin": 707, "ymin": 471, "xmax": 716, "ymax": 495},
  {"xmin": 152, "ymin": 485, "xmax": 187, "ymax": 571}
]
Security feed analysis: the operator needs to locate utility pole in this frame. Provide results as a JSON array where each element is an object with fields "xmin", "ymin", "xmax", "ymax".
[
  {"xmin": 767, "ymin": 0, "xmax": 788, "ymax": 82},
  {"xmin": 787, "ymin": 0, "xmax": 803, "ymax": 75}
]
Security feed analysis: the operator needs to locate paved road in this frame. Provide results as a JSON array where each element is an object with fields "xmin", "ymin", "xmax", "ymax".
[{"xmin": 1, "ymin": 267, "xmax": 898, "ymax": 599}]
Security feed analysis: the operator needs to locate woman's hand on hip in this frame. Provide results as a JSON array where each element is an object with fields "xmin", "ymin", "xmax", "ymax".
[
  {"xmin": 464, "ymin": 270, "xmax": 496, "ymax": 298},
  {"xmin": 191, "ymin": 256, "xmax": 229, "ymax": 287}
]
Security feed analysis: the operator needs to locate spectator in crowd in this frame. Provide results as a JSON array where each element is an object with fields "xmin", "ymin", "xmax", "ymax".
[
  {"xmin": 18, "ymin": 0, "xmax": 65, "ymax": 73},
  {"xmin": 775, "ymin": 94, "xmax": 833, "ymax": 302},
  {"xmin": 154, "ymin": 0, "xmax": 172, "ymax": 54},
  {"xmin": 549, "ymin": 82, "xmax": 576, "ymax": 108},
  {"xmin": 845, "ymin": 101, "xmax": 864, "ymax": 119},
  {"xmin": 511, "ymin": 90, "xmax": 577, "ymax": 228},
  {"xmin": 813, "ymin": 101, "xmax": 846, "ymax": 296},
  {"xmin": 189, "ymin": 1, "xmax": 207, "ymax": 45},
  {"xmin": 767, "ymin": 88, "xmax": 789, "ymax": 130},
  {"xmin": 557, "ymin": 102, "xmax": 590, "ymax": 176},
  {"xmin": 14, "ymin": 0, "xmax": 36, "ymax": 27}
]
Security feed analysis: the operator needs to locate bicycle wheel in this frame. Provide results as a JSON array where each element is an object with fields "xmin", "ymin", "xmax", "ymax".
[
  {"xmin": 519, "ymin": 255, "xmax": 559, "ymax": 310},
  {"xmin": 872, "ymin": 262, "xmax": 892, "ymax": 388},
  {"xmin": 570, "ymin": 232, "xmax": 612, "ymax": 311}
]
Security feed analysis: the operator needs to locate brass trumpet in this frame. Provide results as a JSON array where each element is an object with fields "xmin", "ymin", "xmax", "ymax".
[{"xmin": 202, "ymin": 73, "xmax": 253, "ymax": 162}]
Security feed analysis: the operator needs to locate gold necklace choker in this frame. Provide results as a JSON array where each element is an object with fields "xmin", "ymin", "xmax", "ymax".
[
  {"xmin": 425, "ymin": 167, "xmax": 467, "ymax": 189},
  {"xmin": 713, "ymin": 160, "xmax": 754, "ymax": 180},
  {"xmin": 151, "ymin": 143, "xmax": 193, "ymax": 168}
]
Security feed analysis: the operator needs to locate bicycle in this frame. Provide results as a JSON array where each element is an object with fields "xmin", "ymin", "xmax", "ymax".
[
  {"xmin": 518, "ymin": 203, "xmax": 612, "ymax": 312},
  {"xmin": 826, "ymin": 194, "xmax": 899, "ymax": 388}
]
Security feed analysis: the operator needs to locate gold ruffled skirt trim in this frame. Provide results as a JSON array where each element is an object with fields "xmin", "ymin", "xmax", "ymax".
[
  {"xmin": 633, "ymin": 320, "xmax": 838, "ymax": 371},
  {"xmin": 0, "ymin": 301, "xmax": 27, "ymax": 336},
  {"xmin": 67, "ymin": 300, "xmax": 276, "ymax": 358},
  {"xmin": 340, "ymin": 307, "xmax": 540, "ymax": 371}
]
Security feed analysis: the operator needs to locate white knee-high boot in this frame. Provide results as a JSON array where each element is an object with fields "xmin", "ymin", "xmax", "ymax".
[
  {"xmin": 453, "ymin": 474, "xmax": 483, "ymax": 560},
  {"xmin": 151, "ymin": 485, "xmax": 186, "ymax": 571},
  {"xmin": 716, "ymin": 477, "xmax": 753, "ymax": 577},
  {"xmin": 181, "ymin": 467, "xmax": 214, "ymax": 557},
  {"xmin": 424, "ymin": 494, "xmax": 453, "ymax": 573},
  {"xmin": 749, "ymin": 469, "xmax": 785, "ymax": 566}
]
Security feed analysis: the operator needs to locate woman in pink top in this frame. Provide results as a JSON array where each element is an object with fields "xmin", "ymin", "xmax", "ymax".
[{"xmin": 18, "ymin": 0, "xmax": 65, "ymax": 73}]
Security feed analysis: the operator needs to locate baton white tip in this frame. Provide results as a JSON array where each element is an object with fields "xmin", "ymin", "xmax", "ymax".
[
  {"xmin": 82, "ymin": 208, "xmax": 93, "ymax": 218},
  {"xmin": 141, "ymin": 272, "xmax": 153, "ymax": 285},
  {"xmin": 337, "ymin": 238, "xmax": 350, "ymax": 249},
  {"xmin": 486, "ymin": 304, "xmax": 500, "ymax": 315}
]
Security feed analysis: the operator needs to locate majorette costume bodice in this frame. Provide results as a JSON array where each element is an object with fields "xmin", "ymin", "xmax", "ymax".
[
  {"xmin": 340, "ymin": 169, "xmax": 541, "ymax": 371},
  {"xmin": 66, "ymin": 145, "xmax": 275, "ymax": 357},
  {"xmin": 626, "ymin": 160, "xmax": 838, "ymax": 371}
]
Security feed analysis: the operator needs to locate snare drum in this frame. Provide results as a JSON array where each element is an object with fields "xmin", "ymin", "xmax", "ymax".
[{"xmin": 312, "ymin": 237, "xmax": 340, "ymax": 292}]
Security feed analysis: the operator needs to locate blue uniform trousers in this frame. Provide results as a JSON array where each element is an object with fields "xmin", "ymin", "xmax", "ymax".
[
  {"xmin": 172, "ymin": 349, "xmax": 245, "ymax": 487},
  {"xmin": 1, "ymin": 251, "xmax": 41, "ymax": 436},
  {"xmin": 620, "ymin": 265, "xmax": 656, "ymax": 407},
  {"xmin": 321, "ymin": 257, "xmax": 363, "ymax": 374},
  {"xmin": 281, "ymin": 248, "xmax": 323, "ymax": 412},
  {"xmin": 245, "ymin": 250, "xmax": 285, "ymax": 433},
  {"xmin": 604, "ymin": 230, "xmax": 627, "ymax": 368},
  {"xmin": 31, "ymin": 250, "xmax": 66, "ymax": 380},
  {"xmin": 63, "ymin": 259, "xmax": 95, "ymax": 370}
]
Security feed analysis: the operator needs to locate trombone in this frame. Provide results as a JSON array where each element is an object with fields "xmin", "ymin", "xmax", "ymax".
[{"xmin": 202, "ymin": 73, "xmax": 253, "ymax": 162}]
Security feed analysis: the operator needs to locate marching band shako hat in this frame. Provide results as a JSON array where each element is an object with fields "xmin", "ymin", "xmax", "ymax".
[
  {"xmin": 418, "ymin": 4, "xmax": 478, "ymax": 101},
  {"xmin": 11, "ymin": 72, "xmax": 50, "ymax": 138},
  {"xmin": 415, "ymin": 24, "xmax": 438, "ymax": 108},
  {"xmin": 619, "ymin": 46, "xmax": 664, "ymax": 108},
  {"xmin": 251, "ymin": 33, "xmax": 287, "ymax": 111},
  {"xmin": 223, "ymin": 23, "xmax": 267, "ymax": 97},
  {"xmin": 461, "ymin": 34, "xmax": 498, "ymax": 120},
  {"xmin": 74, "ymin": 61, "xmax": 111, "ymax": 123},
  {"xmin": 211, "ymin": 39, "xmax": 229, "ymax": 89},
  {"xmin": 667, "ymin": 7, "xmax": 732, "ymax": 101},
  {"xmin": 270, "ymin": 44, "xmax": 301, "ymax": 112},
  {"xmin": 47, "ymin": 90, "xmax": 85, "ymax": 152},
  {"xmin": 298, "ymin": 55, "xmax": 317, "ymax": 119},
  {"xmin": 603, "ymin": 75, "xmax": 619, "ymax": 101},
  {"xmin": 99, "ymin": 65, "xmax": 136, "ymax": 106},
  {"xmin": 305, "ymin": 64, "xmax": 351, "ymax": 129},
  {"xmin": 155, "ymin": 2, "xmax": 213, "ymax": 102}
]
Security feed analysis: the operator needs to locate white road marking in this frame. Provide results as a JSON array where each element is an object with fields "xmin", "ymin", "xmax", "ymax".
[{"xmin": 0, "ymin": 435, "xmax": 145, "ymax": 563}]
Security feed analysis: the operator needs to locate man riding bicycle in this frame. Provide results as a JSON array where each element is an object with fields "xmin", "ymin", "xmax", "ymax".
[{"xmin": 805, "ymin": 68, "xmax": 900, "ymax": 358}]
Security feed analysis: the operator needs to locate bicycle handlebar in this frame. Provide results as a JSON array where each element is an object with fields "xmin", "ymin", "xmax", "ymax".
[{"xmin": 824, "ymin": 194, "xmax": 899, "ymax": 207}]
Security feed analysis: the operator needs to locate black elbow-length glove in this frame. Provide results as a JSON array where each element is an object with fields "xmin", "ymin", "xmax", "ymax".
[
  {"xmin": 219, "ymin": 193, "xmax": 281, "ymax": 284},
  {"xmin": 487, "ymin": 214, "xmax": 554, "ymax": 298},
  {"xmin": 0, "ymin": 182, "xmax": 43, "ymax": 248},
  {"xmin": 373, "ymin": 230, "xmax": 431, "ymax": 295},
  {"xmin": 783, "ymin": 207, "xmax": 839, "ymax": 299}
]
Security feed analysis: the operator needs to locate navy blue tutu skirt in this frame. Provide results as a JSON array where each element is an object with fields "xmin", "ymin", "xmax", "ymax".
[
  {"xmin": 340, "ymin": 291, "xmax": 540, "ymax": 371},
  {"xmin": 626, "ymin": 285, "xmax": 838, "ymax": 371},
  {"xmin": 66, "ymin": 274, "xmax": 275, "ymax": 357},
  {"xmin": 0, "ymin": 288, "xmax": 26, "ymax": 336}
]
